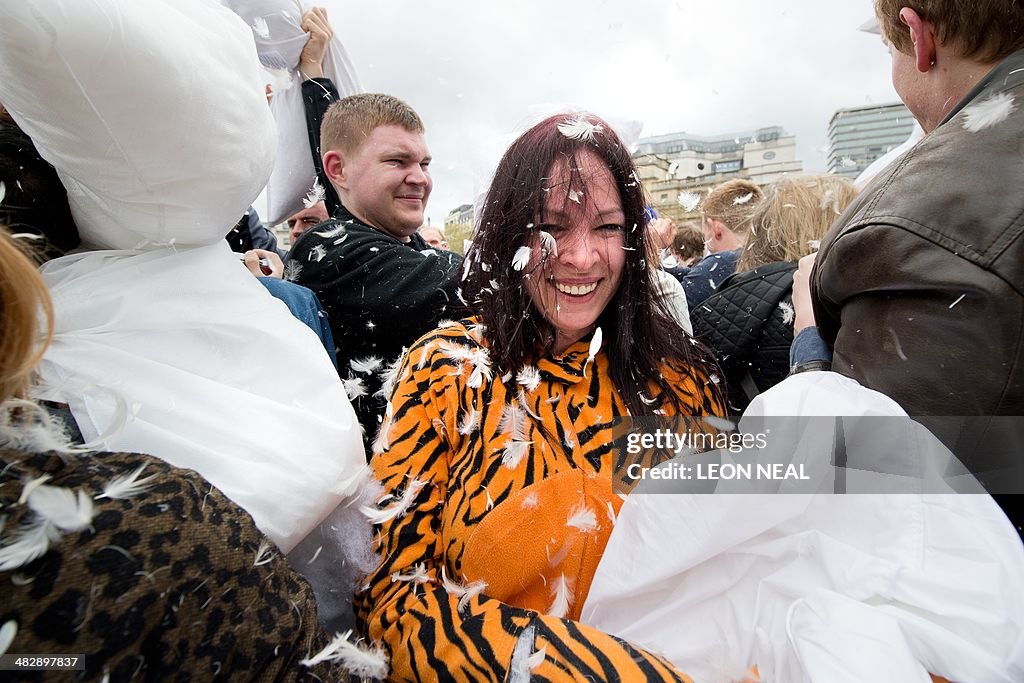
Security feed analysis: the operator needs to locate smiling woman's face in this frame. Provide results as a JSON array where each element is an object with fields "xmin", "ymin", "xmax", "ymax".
[{"xmin": 523, "ymin": 150, "xmax": 626, "ymax": 354}]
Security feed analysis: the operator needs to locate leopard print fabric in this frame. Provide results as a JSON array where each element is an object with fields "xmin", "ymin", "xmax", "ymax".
[{"xmin": 0, "ymin": 448, "xmax": 350, "ymax": 682}]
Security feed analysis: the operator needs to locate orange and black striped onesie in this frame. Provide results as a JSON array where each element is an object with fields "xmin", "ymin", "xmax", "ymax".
[{"xmin": 355, "ymin": 319, "xmax": 724, "ymax": 681}]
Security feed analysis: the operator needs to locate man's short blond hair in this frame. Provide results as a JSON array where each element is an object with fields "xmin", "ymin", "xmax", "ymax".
[
  {"xmin": 701, "ymin": 178, "xmax": 764, "ymax": 236},
  {"xmin": 874, "ymin": 0, "xmax": 1024, "ymax": 64},
  {"xmin": 320, "ymin": 93, "xmax": 424, "ymax": 155}
]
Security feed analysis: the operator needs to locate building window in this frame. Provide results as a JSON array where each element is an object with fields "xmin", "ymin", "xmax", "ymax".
[{"xmin": 714, "ymin": 159, "xmax": 742, "ymax": 173}]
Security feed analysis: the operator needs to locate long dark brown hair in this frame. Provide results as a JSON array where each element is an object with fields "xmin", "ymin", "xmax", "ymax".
[{"xmin": 461, "ymin": 113, "xmax": 722, "ymax": 417}]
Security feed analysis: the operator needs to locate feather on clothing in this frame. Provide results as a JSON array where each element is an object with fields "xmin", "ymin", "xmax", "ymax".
[{"xmin": 356, "ymin": 318, "xmax": 722, "ymax": 682}]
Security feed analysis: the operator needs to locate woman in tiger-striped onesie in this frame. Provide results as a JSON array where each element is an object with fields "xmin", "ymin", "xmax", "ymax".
[{"xmin": 355, "ymin": 113, "xmax": 726, "ymax": 682}]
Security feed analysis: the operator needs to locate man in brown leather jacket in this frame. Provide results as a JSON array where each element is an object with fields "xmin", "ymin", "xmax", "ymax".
[{"xmin": 809, "ymin": 0, "xmax": 1024, "ymax": 418}]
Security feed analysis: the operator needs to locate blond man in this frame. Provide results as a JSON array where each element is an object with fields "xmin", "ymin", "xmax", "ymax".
[{"xmin": 288, "ymin": 94, "xmax": 466, "ymax": 447}]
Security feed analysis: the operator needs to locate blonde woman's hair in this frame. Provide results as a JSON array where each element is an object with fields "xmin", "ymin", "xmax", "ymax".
[
  {"xmin": 701, "ymin": 178, "xmax": 764, "ymax": 237},
  {"xmin": 0, "ymin": 228, "xmax": 53, "ymax": 402},
  {"xmin": 737, "ymin": 174, "xmax": 857, "ymax": 273}
]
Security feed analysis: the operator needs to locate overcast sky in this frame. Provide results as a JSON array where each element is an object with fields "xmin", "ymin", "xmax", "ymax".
[{"xmin": 323, "ymin": 0, "xmax": 899, "ymax": 224}]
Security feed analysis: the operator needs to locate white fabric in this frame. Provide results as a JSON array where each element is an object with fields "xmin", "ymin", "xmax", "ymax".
[
  {"xmin": 1, "ymin": 0, "xmax": 367, "ymax": 553},
  {"xmin": 582, "ymin": 372, "xmax": 1024, "ymax": 683},
  {"xmin": 652, "ymin": 268, "xmax": 693, "ymax": 334},
  {"xmin": 854, "ymin": 121, "xmax": 925, "ymax": 191},
  {"xmin": 34, "ymin": 245, "xmax": 367, "ymax": 552},
  {"xmin": 0, "ymin": 0, "xmax": 276, "ymax": 250},
  {"xmin": 222, "ymin": 0, "xmax": 362, "ymax": 224}
]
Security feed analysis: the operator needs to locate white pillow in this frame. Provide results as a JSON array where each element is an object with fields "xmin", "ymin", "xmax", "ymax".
[{"xmin": 0, "ymin": 0, "xmax": 276, "ymax": 249}]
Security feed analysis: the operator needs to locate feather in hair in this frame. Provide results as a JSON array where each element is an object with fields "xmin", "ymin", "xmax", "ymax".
[
  {"xmin": 557, "ymin": 117, "xmax": 603, "ymax": 142},
  {"xmin": 304, "ymin": 180, "xmax": 327, "ymax": 209},
  {"xmin": 96, "ymin": 464, "xmax": 158, "ymax": 500},
  {"xmin": 0, "ymin": 518, "xmax": 61, "ymax": 571},
  {"xmin": 568, "ymin": 189, "xmax": 583, "ymax": 204},
  {"xmin": 360, "ymin": 478, "xmax": 428, "ymax": 525},
  {"xmin": 547, "ymin": 574, "xmax": 574, "ymax": 618},
  {"xmin": 733, "ymin": 192, "xmax": 754, "ymax": 205},
  {"xmin": 440, "ymin": 565, "xmax": 488, "ymax": 613},
  {"xmin": 512, "ymin": 246, "xmax": 531, "ymax": 272},
  {"xmin": 962, "ymin": 92, "xmax": 1016, "ymax": 133},
  {"xmin": 537, "ymin": 230, "xmax": 558, "ymax": 258},
  {"xmin": 300, "ymin": 629, "xmax": 389, "ymax": 679}
]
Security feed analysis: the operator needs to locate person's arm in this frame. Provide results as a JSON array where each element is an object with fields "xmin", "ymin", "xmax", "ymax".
[
  {"xmin": 681, "ymin": 251, "xmax": 735, "ymax": 313},
  {"xmin": 355, "ymin": 333, "xmax": 695, "ymax": 683},
  {"xmin": 790, "ymin": 252, "xmax": 832, "ymax": 373},
  {"xmin": 297, "ymin": 7, "xmax": 343, "ymax": 217}
]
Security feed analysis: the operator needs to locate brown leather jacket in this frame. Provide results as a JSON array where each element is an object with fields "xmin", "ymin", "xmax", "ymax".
[{"xmin": 812, "ymin": 49, "xmax": 1024, "ymax": 417}]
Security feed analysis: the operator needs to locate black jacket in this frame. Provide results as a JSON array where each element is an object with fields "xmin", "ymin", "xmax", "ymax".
[
  {"xmin": 691, "ymin": 262, "xmax": 796, "ymax": 413},
  {"xmin": 288, "ymin": 206, "xmax": 467, "ymax": 448}
]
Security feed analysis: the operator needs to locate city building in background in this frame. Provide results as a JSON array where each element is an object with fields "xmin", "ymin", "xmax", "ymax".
[
  {"xmin": 633, "ymin": 126, "xmax": 803, "ymax": 223},
  {"xmin": 827, "ymin": 102, "xmax": 915, "ymax": 178},
  {"xmin": 444, "ymin": 203, "xmax": 474, "ymax": 254}
]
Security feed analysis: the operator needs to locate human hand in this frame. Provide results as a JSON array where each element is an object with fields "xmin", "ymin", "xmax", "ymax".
[
  {"xmin": 792, "ymin": 252, "xmax": 817, "ymax": 332},
  {"xmin": 243, "ymin": 249, "xmax": 284, "ymax": 278},
  {"xmin": 648, "ymin": 217, "xmax": 676, "ymax": 250},
  {"xmin": 298, "ymin": 7, "xmax": 333, "ymax": 79}
]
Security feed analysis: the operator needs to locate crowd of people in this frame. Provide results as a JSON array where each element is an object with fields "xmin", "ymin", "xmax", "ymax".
[{"xmin": 0, "ymin": 0, "xmax": 1022, "ymax": 681}]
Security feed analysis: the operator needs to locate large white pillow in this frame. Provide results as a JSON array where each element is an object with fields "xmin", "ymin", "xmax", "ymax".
[{"xmin": 0, "ymin": 0, "xmax": 276, "ymax": 249}]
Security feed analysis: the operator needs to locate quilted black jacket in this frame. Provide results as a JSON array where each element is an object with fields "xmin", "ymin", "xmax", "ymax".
[{"xmin": 690, "ymin": 261, "xmax": 797, "ymax": 413}]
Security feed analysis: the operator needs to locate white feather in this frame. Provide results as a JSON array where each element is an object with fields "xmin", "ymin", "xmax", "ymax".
[
  {"xmin": 466, "ymin": 347, "xmax": 492, "ymax": 389},
  {"xmin": 778, "ymin": 300, "xmax": 795, "ymax": 325},
  {"xmin": 499, "ymin": 402, "xmax": 528, "ymax": 441},
  {"xmin": 538, "ymin": 230, "xmax": 558, "ymax": 257},
  {"xmin": 583, "ymin": 327, "xmax": 602, "ymax": 377},
  {"xmin": 733, "ymin": 192, "xmax": 754, "ymax": 205},
  {"xmin": 606, "ymin": 501, "xmax": 617, "ymax": 524},
  {"xmin": 567, "ymin": 189, "xmax": 583, "ymax": 204},
  {"xmin": 391, "ymin": 563, "xmax": 432, "ymax": 585},
  {"xmin": 0, "ymin": 620, "xmax": 15, "ymax": 656},
  {"xmin": 251, "ymin": 16, "xmax": 270, "ymax": 39},
  {"xmin": 0, "ymin": 181, "xmax": 5, "ymax": 207},
  {"xmin": 516, "ymin": 365, "xmax": 541, "ymax": 393},
  {"xmin": 314, "ymin": 223, "xmax": 347, "ymax": 239},
  {"xmin": 350, "ymin": 356, "xmax": 383, "ymax": 374},
  {"xmin": 521, "ymin": 492, "xmax": 539, "ymax": 509},
  {"xmin": 556, "ymin": 117, "xmax": 603, "ymax": 142},
  {"xmin": 0, "ymin": 518, "xmax": 61, "ymax": 571},
  {"xmin": 283, "ymin": 260, "xmax": 304, "ymax": 282},
  {"xmin": 28, "ymin": 486, "xmax": 94, "ymax": 532},
  {"xmin": 308, "ymin": 244, "xmax": 328, "ymax": 263},
  {"xmin": 566, "ymin": 504, "xmax": 598, "ymax": 532},
  {"xmin": 547, "ymin": 574, "xmax": 574, "ymax": 618},
  {"xmin": 458, "ymin": 408, "xmax": 480, "ymax": 436},
  {"xmin": 300, "ymin": 629, "xmax": 389, "ymax": 679},
  {"xmin": 440, "ymin": 566, "xmax": 488, "ymax": 613},
  {"xmin": 375, "ymin": 353, "xmax": 406, "ymax": 399},
  {"xmin": 17, "ymin": 475, "xmax": 51, "ymax": 505},
  {"xmin": 360, "ymin": 478, "xmax": 428, "ymax": 525},
  {"xmin": 962, "ymin": 92, "xmax": 1016, "ymax": 133},
  {"xmin": 678, "ymin": 191, "xmax": 702, "ymax": 211},
  {"xmin": 304, "ymin": 180, "xmax": 327, "ymax": 209},
  {"xmin": 502, "ymin": 441, "xmax": 530, "ymax": 469},
  {"xmin": 253, "ymin": 540, "xmax": 274, "ymax": 567},
  {"xmin": 512, "ymin": 246, "xmax": 532, "ymax": 271},
  {"xmin": 343, "ymin": 376, "xmax": 367, "ymax": 401},
  {"xmin": 95, "ymin": 464, "xmax": 159, "ymax": 500}
]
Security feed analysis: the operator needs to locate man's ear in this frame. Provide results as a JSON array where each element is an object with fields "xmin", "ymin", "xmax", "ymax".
[
  {"xmin": 323, "ymin": 150, "xmax": 346, "ymax": 190},
  {"xmin": 899, "ymin": 7, "xmax": 937, "ymax": 73}
]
